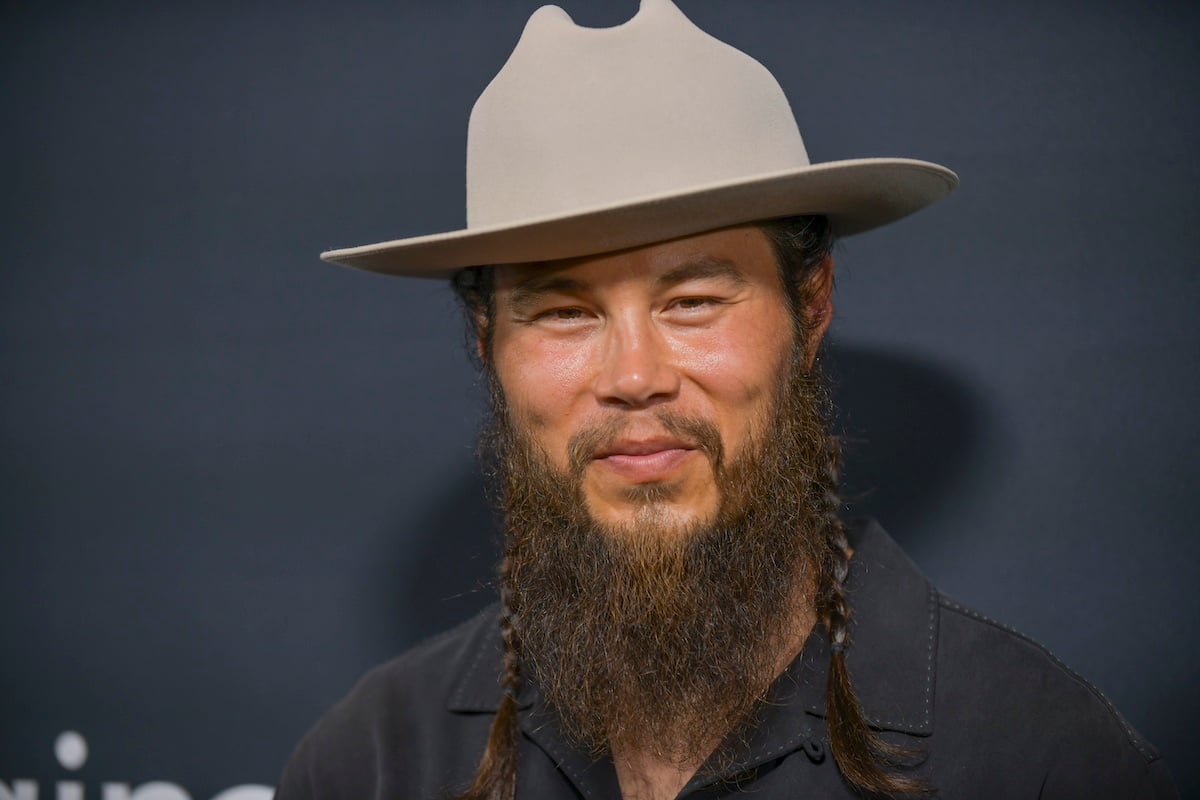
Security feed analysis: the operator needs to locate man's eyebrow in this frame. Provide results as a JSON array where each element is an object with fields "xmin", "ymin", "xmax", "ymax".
[
  {"xmin": 503, "ymin": 257, "xmax": 749, "ymax": 310},
  {"xmin": 504, "ymin": 274, "xmax": 590, "ymax": 311},
  {"xmin": 657, "ymin": 257, "xmax": 750, "ymax": 289}
]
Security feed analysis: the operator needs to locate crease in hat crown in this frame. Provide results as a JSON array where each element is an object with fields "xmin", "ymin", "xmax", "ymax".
[
  {"xmin": 320, "ymin": 0, "xmax": 957, "ymax": 277},
  {"xmin": 466, "ymin": 0, "xmax": 809, "ymax": 229}
]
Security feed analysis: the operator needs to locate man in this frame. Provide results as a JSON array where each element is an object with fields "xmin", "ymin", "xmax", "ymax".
[{"xmin": 278, "ymin": 1, "xmax": 1177, "ymax": 798}]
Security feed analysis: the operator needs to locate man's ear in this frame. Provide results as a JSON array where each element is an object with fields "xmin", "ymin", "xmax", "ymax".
[{"xmin": 803, "ymin": 254, "xmax": 834, "ymax": 368}]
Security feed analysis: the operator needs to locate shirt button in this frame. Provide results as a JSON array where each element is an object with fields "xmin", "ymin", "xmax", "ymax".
[{"xmin": 803, "ymin": 738, "xmax": 826, "ymax": 764}]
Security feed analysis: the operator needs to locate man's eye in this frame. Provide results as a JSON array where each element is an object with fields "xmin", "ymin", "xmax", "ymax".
[
  {"xmin": 670, "ymin": 297, "xmax": 720, "ymax": 311},
  {"xmin": 536, "ymin": 307, "xmax": 587, "ymax": 322}
]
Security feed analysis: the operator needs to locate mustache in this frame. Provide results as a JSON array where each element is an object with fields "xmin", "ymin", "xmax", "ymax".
[{"xmin": 565, "ymin": 409, "xmax": 726, "ymax": 479}]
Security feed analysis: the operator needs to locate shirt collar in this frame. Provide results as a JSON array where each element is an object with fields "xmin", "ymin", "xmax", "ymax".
[
  {"xmin": 799, "ymin": 518, "xmax": 938, "ymax": 736},
  {"xmin": 686, "ymin": 518, "xmax": 938, "ymax": 784}
]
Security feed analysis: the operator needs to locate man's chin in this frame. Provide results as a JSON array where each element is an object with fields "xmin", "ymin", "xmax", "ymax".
[
  {"xmin": 581, "ymin": 492, "xmax": 720, "ymax": 543},
  {"xmin": 585, "ymin": 459, "xmax": 721, "ymax": 510}
]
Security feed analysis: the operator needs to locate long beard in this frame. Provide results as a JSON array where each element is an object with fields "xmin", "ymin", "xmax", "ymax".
[{"xmin": 482, "ymin": 351, "xmax": 834, "ymax": 766}]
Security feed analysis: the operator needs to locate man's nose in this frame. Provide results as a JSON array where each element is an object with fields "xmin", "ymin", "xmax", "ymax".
[{"xmin": 592, "ymin": 316, "xmax": 680, "ymax": 407}]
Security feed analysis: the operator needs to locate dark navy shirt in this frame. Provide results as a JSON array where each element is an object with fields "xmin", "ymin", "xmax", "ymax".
[{"xmin": 277, "ymin": 520, "xmax": 1177, "ymax": 799}]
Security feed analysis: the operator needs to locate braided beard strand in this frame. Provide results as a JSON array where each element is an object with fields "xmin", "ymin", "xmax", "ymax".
[{"xmin": 483, "ymin": 349, "xmax": 834, "ymax": 767}]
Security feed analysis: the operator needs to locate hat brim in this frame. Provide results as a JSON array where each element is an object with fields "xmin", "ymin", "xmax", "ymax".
[{"xmin": 320, "ymin": 158, "xmax": 957, "ymax": 278}]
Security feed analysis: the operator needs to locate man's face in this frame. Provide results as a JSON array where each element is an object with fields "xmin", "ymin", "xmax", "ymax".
[
  {"xmin": 482, "ymin": 222, "xmax": 835, "ymax": 759},
  {"xmin": 489, "ymin": 225, "xmax": 798, "ymax": 536}
]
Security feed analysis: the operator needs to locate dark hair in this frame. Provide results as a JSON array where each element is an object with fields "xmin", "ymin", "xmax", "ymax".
[{"xmin": 452, "ymin": 217, "xmax": 925, "ymax": 799}]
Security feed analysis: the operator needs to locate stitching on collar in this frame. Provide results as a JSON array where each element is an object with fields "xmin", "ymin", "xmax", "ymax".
[
  {"xmin": 863, "ymin": 578, "xmax": 937, "ymax": 733},
  {"xmin": 519, "ymin": 708, "xmax": 616, "ymax": 800},
  {"xmin": 448, "ymin": 610, "xmax": 499, "ymax": 711},
  {"xmin": 923, "ymin": 580, "xmax": 936, "ymax": 728},
  {"xmin": 685, "ymin": 721, "xmax": 822, "ymax": 793}
]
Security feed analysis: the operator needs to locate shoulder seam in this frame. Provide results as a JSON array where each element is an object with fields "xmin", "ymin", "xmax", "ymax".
[{"xmin": 938, "ymin": 596, "xmax": 1157, "ymax": 761}]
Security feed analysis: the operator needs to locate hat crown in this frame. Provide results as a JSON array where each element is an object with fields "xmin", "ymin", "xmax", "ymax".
[{"xmin": 466, "ymin": 0, "xmax": 810, "ymax": 229}]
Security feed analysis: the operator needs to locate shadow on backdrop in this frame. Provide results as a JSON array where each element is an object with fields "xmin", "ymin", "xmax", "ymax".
[
  {"xmin": 827, "ymin": 341, "xmax": 987, "ymax": 551},
  {"xmin": 388, "ymin": 467, "xmax": 502, "ymax": 645}
]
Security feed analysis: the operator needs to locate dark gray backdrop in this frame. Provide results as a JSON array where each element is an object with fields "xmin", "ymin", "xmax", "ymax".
[{"xmin": 2, "ymin": 1, "xmax": 1197, "ymax": 796}]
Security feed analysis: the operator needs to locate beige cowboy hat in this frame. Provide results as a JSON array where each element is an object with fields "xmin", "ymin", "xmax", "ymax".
[{"xmin": 321, "ymin": 0, "xmax": 958, "ymax": 278}]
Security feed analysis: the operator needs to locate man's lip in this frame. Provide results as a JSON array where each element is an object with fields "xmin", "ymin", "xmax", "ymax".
[
  {"xmin": 592, "ymin": 438, "xmax": 696, "ymax": 459},
  {"xmin": 592, "ymin": 445, "xmax": 697, "ymax": 482}
]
